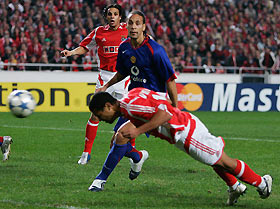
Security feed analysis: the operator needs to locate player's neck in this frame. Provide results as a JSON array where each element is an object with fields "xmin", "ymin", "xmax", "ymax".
[
  {"xmin": 109, "ymin": 23, "xmax": 120, "ymax": 31},
  {"xmin": 131, "ymin": 35, "xmax": 145, "ymax": 48}
]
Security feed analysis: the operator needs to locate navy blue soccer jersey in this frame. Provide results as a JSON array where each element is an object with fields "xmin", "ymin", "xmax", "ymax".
[{"xmin": 116, "ymin": 36, "xmax": 177, "ymax": 92}]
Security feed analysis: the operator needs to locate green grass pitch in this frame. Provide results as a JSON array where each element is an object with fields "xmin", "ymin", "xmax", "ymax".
[{"xmin": 0, "ymin": 112, "xmax": 279, "ymax": 209}]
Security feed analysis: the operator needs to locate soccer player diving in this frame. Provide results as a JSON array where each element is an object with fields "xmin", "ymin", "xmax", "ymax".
[{"xmin": 88, "ymin": 88, "xmax": 273, "ymax": 206}]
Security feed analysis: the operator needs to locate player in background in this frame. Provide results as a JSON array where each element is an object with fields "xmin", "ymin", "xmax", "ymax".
[
  {"xmin": 88, "ymin": 88, "xmax": 273, "ymax": 206},
  {"xmin": 92, "ymin": 10, "xmax": 178, "ymax": 183},
  {"xmin": 61, "ymin": 4, "xmax": 131, "ymax": 165},
  {"xmin": 96, "ymin": 9, "xmax": 178, "ymax": 142},
  {"xmin": 96, "ymin": 10, "xmax": 177, "ymax": 107},
  {"xmin": 0, "ymin": 136, "xmax": 13, "ymax": 161}
]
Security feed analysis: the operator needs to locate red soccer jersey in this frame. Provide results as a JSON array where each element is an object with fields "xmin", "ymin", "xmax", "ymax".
[
  {"xmin": 79, "ymin": 23, "xmax": 128, "ymax": 72},
  {"xmin": 120, "ymin": 88, "xmax": 194, "ymax": 144}
]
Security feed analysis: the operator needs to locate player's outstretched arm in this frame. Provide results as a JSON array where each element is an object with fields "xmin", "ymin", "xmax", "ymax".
[{"xmin": 61, "ymin": 46, "xmax": 88, "ymax": 57}]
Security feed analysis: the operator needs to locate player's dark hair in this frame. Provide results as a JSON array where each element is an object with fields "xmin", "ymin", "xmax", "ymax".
[
  {"xmin": 89, "ymin": 92, "xmax": 117, "ymax": 113},
  {"xmin": 127, "ymin": 10, "xmax": 146, "ymax": 35},
  {"xmin": 103, "ymin": 4, "xmax": 123, "ymax": 18},
  {"xmin": 127, "ymin": 10, "xmax": 146, "ymax": 24}
]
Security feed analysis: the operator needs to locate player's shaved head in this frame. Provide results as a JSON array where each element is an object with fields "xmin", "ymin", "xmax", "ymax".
[
  {"xmin": 127, "ymin": 10, "xmax": 146, "ymax": 24},
  {"xmin": 89, "ymin": 92, "xmax": 117, "ymax": 113}
]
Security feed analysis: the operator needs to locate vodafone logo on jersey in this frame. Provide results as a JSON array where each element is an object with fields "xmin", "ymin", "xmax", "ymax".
[
  {"xmin": 177, "ymin": 83, "xmax": 203, "ymax": 111},
  {"xmin": 130, "ymin": 66, "xmax": 147, "ymax": 83},
  {"xmin": 131, "ymin": 66, "xmax": 139, "ymax": 76}
]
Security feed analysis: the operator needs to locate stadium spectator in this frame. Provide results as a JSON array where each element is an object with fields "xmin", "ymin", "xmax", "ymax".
[
  {"xmin": 59, "ymin": 56, "xmax": 69, "ymax": 71},
  {"xmin": 155, "ymin": 20, "xmax": 171, "ymax": 39},
  {"xmin": 202, "ymin": 51, "xmax": 214, "ymax": 66},
  {"xmin": 225, "ymin": 49, "xmax": 243, "ymax": 74},
  {"xmin": 15, "ymin": 43, "xmax": 28, "ymax": 63},
  {"xmin": 197, "ymin": 39, "xmax": 208, "ymax": 58},
  {"xmin": 202, "ymin": 60, "xmax": 216, "ymax": 73},
  {"xmin": 26, "ymin": 55, "xmax": 39, "ymax": 71},
  {"xmin": 195, "ymin": 55, "xmax": 204, "ymax": 73},
  {"xmin": 210, "ymin": 38, "xmax": 227, "ymax": 64},
  {"xmin": 173, "ymin": 56, "xmax": 183, "ymax": 73},
  {"xmin": 183, "ymin": 55, "xmax": 195, "ymax": 73},
  {"xmin": 8, "ymin": 54, "xmax": 17, "ymax": 71},
  {"xmin": 49, "ymin": 50, "xmax": 62, "ymax": 71},
  {"xmin": 40, "ymin": 51, "xmax": 51, "ymax": 71},
  {"xmin": 28, "ymin": 36, "xmax": 42, "ymax": 60},
  {"xmin": 241, "ymin": 50, "xmax": 260, "ymax": 74},
  {"xmin": 215, "ymin": 62, "xmax": 225, "ymax": 74},
  {"xmin": 169, "ymin": 23, "xmax": 185, "ymax": 44},
  {"xmin": 0, "ymin": 34, "xmax": 14, "ymax": 55},
  {"xmin": 10, "ymin": 26, "xmax": 21, "ymax": 48},
  {"xmin": 272, "ymin": 49, "xmax": 280, "ymax": 74},
  {"xmin": 259, "ymin": 47, "xmax": 276, "ymax": 74},
  {"xmin": 63, "ymin": 34, "xmax": 74, "ymax": 51},
  {"xmin": 0, "ymin": 57, "xmax": 4, "ymax": 70},
  {"xmin": 185, "ymin": 45, "xmax": 193, "ymax": 58},
  {"xmin": 83, "ymin": 55, "xmax": 92, "ymax": 71},
  {"xmin": 184, "ymin": 30, "xmax": 198, "ymax": 50},
  {"xmin": 2, "ymin": 46, "xmax": 12, "ymax": 65},
  {"xmin": 17, "ymin": 56, "xmax": 26, "ymax": 71},
  {"xmin": 173, "ymin": 42, "xmax": 185, "ymax": 59},
  {"xmin": 43, "ymin": 38, "xmax": 53, "ymax": 60},
  {"xmin": 70, "ymin": 54, "xmax": 80, "ymax": 72}
]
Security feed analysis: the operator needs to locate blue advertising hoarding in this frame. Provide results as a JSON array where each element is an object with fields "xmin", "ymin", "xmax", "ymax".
[{"xmin": 177, "ymin": 83, "xmax": 280, "ymax": 112}]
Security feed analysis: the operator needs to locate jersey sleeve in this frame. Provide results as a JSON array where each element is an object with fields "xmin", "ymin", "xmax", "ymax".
[
  {"xmin": 79, "ymin": 27, "xmax": 99, "ymax": 51},
  {"xmin": 153, "ymin": 45, "xmax": 177, "ymax": 82}
]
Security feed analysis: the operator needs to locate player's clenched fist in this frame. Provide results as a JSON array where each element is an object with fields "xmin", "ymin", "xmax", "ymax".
[{"xmin": 61, "ymin": 50, "xmax": 72, "ymax": 57}]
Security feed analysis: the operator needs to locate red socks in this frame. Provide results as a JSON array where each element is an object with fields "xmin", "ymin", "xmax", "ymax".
[
  {"xmin": 82, "ymin": 119, "xmax": 136, "ymax": 156},
  {"xmin": 83, "ymin": 119, "xmax": 99, "ymax": 154},
  {"xmin": 213, "ymin": 166, "xmax": 238, "ymax": 187},
  {"xmin": 213, "ymin": 160, "xmax": 263, "ymax": 188},
  {"xmin": 130, "ymin": 138, "xmax": 136, "ymax": 147},
  {"xmin": 233, "ymin": 160, "xmax": 262, "ymax": 187},
  {"xmin": 0, "ymin": 136, "xmax": 3, "ymax": 145}
]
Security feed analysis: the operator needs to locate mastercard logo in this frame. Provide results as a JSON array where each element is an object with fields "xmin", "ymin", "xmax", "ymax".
[{"xmin": 177, "ymin": 83, "xmax": 203, "ymax": 111}]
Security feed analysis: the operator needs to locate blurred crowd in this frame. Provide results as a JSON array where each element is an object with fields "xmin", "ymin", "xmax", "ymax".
[{"xmin": 0, "ymin": 0, "xmax": 280, "ymax": 73}]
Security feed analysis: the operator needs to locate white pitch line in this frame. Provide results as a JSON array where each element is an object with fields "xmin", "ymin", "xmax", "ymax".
[
  {"xmin": 0, "ymin": 124, "xmax": 114, "ymax": 133},
  {"xmin": 0, "ymin": 124, "xmax": 279, "ymax": 143},
  {"xmin": 0, "ymin": 199, "xmax": 90, "ymax": 209},
  {"xmin": 225, "ymin": 137, "xmax": 279, "ymax": 143}
]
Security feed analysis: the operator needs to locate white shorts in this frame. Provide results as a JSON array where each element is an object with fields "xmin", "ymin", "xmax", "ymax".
[
  {"xmin": 96, "ymin": 69, "xmax": 130, "ymax": 99},
  {"xmin": 174, "ymin": 113, "xmax": 225, "ymax": 166}
]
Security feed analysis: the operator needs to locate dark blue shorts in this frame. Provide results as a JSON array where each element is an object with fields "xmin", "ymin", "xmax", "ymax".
[{"xmin": 113, "ymin": 116, "xmax": 128, "ymax": 132}]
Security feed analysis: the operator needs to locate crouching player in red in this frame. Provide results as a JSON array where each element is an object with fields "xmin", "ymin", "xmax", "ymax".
[
  {"xmin": 87, "ymin": 88, "xmax": 273, "ymax": 206},
  {"xmin": 0, "ymin": 136, "xmax": 13, "ymax": 161}
]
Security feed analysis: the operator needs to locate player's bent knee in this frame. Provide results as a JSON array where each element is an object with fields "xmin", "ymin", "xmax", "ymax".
[
  {"xmin": 216, "ymin": 152, "xmax": 237, "ymax": 172},
  {"xmin": 114, "ymin": 121, "xmax": 135, "ymax": 145},
  {"xmin": 115, "ymin": 132, "xmax": 130, "ymax": 145}
]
